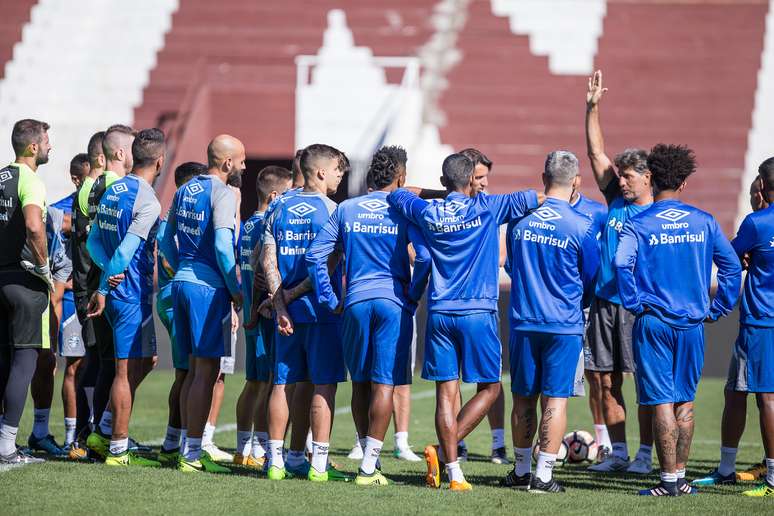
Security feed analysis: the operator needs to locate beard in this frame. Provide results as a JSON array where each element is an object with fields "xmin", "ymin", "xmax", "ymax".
[
  {"xmin": 227, "ymin": 172, "xmax": 243, "ymax": 188},
  {"xmin": 36, "ymin": 149, "xmax": 50, "ymax": 165}
]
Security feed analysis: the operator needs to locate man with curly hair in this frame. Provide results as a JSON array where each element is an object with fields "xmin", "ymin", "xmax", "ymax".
[
  {"xmin": 614, "ymin": 143, "xmax": 742, "ymax": 496},
  {"xmin": 306, "ymin": 145, "xmax": 431, "ymax": 486}
]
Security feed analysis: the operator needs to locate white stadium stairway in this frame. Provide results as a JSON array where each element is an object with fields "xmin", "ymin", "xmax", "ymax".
[{"xmin": 0, "ymin": 0, "xmax": 178, "ymax": 203}]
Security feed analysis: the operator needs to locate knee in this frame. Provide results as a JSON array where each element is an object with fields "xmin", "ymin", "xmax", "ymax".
[{"xmin": 756, "ymin": 394, "xmax": 774, "ymax": 412}]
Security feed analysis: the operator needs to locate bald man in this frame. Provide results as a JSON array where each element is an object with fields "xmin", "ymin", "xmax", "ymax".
[{"xmin": 159, "ymin": 134, "xmax": 245, "ymax": 473}]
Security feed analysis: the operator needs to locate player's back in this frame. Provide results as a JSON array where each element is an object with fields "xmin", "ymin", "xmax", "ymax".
[
  {"xmin": 572, "ymin": 193, "xmax": 607, "ymax": 241},
  {"xmin": 95, "ymin": 174, "xmax": 160, "ymax": 304},
  {"xmin": 734, "ymin": 205, "xmax": 774, "ymax": 326},
  {"xmin": 509, "ymin": 198, "xmax": 598, "ymax": 334},
  {"xmin": 335, "ymin": 190, "xmax": 413, "ymax": 308},
  {"xmin": 266, "ymin": 191, "xmax": 337, "ymax": 322},
  {"xmin": 239, "ymin": 210, "xmax": 266, "ymax": 311}
]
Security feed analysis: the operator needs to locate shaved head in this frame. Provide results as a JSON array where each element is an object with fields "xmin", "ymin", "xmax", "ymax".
[
  {"xmin": 103, "ymin": 124, "xmax": 135, "ymax": 171},
  {"xmin": 207, "ymin": 134, "xmax": 246, "ymax": 185}
]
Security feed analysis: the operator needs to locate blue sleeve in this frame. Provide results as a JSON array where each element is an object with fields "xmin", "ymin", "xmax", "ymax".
[
  {"xmin": 709, "ymin": 220, "xmax": 743, "ymax": 320},
  {"xmin": 504, "ymin": 221, "xmax": 516, "ymax": 278},
  {"xmin": 579, "ymin": 224, "xmax": 601, "ymax": 308},
  {"xmin": 731, "ymin": 215, "xmax": 756, "ymax": 258},
  {"xmin": 97, "ymin": 233, "xmax": 143, "ymax": 295},
  {"xmin": 215, "ymin": 227, "xmax": 240, "ymax": 297},
  {"xmin": 489, "ymin": 190, "xmax": 539, "ymax": 225},
  {"xmin": 86, "ymin": 226, "xmax": 110, "ymax": 270},
  {"xmin": 614, "ymin": 223, "xmax": 643, "ymax": 314},
  {"xmin": 407, "ymin": 224, "xmax": 431, "ymax": 304},
  {"xmin": 305, "ymin": 208, "xmax": 341, "ymax": 312},
  {"xmin": 158, "ymin": 208, "xmax": 179, "ymax": 271},
  {"xmin": 387, "ymin": 188, "xmax": 429, "ymax": 226}
]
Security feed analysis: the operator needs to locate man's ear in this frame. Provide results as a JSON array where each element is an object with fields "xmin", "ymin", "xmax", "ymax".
[
  {"xmin": 440, "ymin": 175, "xmax": 447, "ymax": 188},
  {"xmin": 268, "ymin": 191, "xmax": 278, "ymax": 203},
  {"xmin": 156, "ymin": 154, "xmax": 165, "ymax": 172},
  {"xmin": 678, "ymin": 180, "xmax": 687, "ymax": 193}
]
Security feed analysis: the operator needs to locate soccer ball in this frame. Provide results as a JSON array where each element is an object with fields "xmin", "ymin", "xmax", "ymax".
[
  {"xmin": 563, "ymin": 430, "xmax": 596, "ymax": 463},
  {"xmin": 532, "ymin": 441, "xmax": 568, "ymax": 466}
]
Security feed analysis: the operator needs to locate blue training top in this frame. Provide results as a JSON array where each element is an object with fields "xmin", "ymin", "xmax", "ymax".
[
  {"xmin": 732, "ymin": 205, "xmax": 774, "ymax": 327},
  {"xmin": 614, "ymin": 199, "xmax": 741, "ymax": 328}
]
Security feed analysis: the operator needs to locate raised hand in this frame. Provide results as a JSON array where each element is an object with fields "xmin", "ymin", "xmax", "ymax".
[{"xmin": 586, "ymin": 70, "xmax": 607, "ymax": 107}]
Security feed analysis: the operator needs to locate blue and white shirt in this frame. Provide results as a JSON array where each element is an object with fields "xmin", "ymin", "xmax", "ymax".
[
  {"xmin": 732, "ymin": 205, "xmax": 774, "ymax": 327},
  {"xmin": 239, "ymin": 210, "xmax": 266, "ymax": 324},
  {"xmin": 614, "ymin": 199, "xmax": 741, "ymax": 328}
]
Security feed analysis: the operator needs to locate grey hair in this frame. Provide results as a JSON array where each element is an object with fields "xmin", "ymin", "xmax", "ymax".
[
  {"xmin": 614, "ymin": 148, "xmax": 649, "ymax": 174},
  {"xmin": 544, "ymin": 150, "xmax": 579, "ymax": 186},
  {"xmin": 442, "ymin": 153, "xmax": 475, "ymax": 189}
]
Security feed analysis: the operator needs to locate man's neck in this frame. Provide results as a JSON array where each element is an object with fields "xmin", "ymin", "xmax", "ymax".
[
  {"xmin": 631, "ymin": 192, "xmax": 654, "ymax": 206},
  {"xmin": 88, "ymin": 167, "xmax": 103, "ymax": 179},
  {"xmin": 131, "ymin": 167, "xmax": 156, "ymax": 185},
  {"xmin": 105, "ymin": 161, "xmax": 126, "ymax": 176},
  {"xmin": 302, "ymin": 178, "xmax": 327, "ymax": 196},
  {"xmin": 14, "ymin": 156, "xmax": 37, "ymax": 172},
  {"xmin": 654, "ymin": 190, "xmax": 680, "ymax": 202},
  {"xmin": 545, "ymin": 187, "xmax": 574, "ymax": 202},
  {"xmin": 451, "ymin": 186, "xmax": 473, "ymax": 197},
  {"xmin": 207, "ymin": 168, "xmax": 228, "ymax": 184}
]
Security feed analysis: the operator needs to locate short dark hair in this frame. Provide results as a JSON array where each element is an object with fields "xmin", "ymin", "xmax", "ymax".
[
  {"xmin": 459, "ymin": 148, "xmax": 492, "ymax": 170},
  {"xmin": 87, "ymin": 131, "xmax": 105, "ymax": 165},
  {"xmin": 257, "ymin": 166, "xmax": 292, "ymax": 203},
  {"xmin": 442, "ymin": 153, "xmax": 474, "ymax": 189},
  {"xmin": 299, "ymin": 144, "xmax": 345, "ymax": 180},
  {"xmin": 759, "ymin": 157, "xmax": 774, "ymax": 191},
  {"xmin": 614, "ymin": 148, "xmax": 649, "ymax": 175},
  {"xmin": 69, "ymin": 153, "xmax": 90, "ymax": 177},
  {"xmin": 11, "ymin": 119, "xmax": 49, "ymax": 156},
  {"xmin": 102, "ymin": 124, "xmax": 135, "ymax": 160},
  {"xmin": 366, "ymin": 146, "xmax": 407, "ymax": 190},
  {"xmin": 131, "ymin": 128, "xmax": 165, "ymax": 168},
  {"xmin": 292, "ymin": 149, "xmax": 304, "ymax": 184},
  {"xmin": 647, "ymin": 144, "xmax": 696, "ymax": 193},
  {"xmin": 174, "ymin": 162, "xmax": 207, "ymax": 187}
]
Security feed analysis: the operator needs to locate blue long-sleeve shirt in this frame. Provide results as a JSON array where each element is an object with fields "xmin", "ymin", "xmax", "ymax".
[
  {"xmin": 387, "ymin": 188, "xmax": 538, "ymax": 313},
  {"xmin": 239, "ymin": 210, "xmax": 267, "ymax": 325},
  {"xmin": 614, "ymin": 199, "xmax": 742, "ymax": 328},
  {"xmin": 731, "ymin": 205, "xmax": 774, "ymax": 327},
  {"xmin": 306, "ymin": 190, "xmax": 431, "ymax": 313},
  {"xmin": 508, "ymin": 197, "xmax": 600, "ymax": 334}
]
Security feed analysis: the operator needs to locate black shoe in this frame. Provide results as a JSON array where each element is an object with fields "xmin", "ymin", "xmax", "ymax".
[
  {"xmin": 458, "ymin": 444, "xmax": 468, "ymax": 462},
  {"xmin": 128, "ymin": 437, "xmax": 153, "ymax": 453},
  {"xmin": 529, "ymin": 476, "xmax": 565, "ymax": 494},
  {"xmin": 500, "ymin": 469, "xmax": 531, "ymax": 490},
  {"xmin": 638, "ymin": 481, "xmax": 678, "ymax": 496},
  {"xmin": 677, "ymin": 478, "xmax": 698, "ymax": 495}
]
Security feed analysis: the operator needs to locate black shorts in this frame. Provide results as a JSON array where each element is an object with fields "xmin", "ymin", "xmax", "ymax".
[
  {"xmin": 584, "ymin": 297, "xmax": 636, "ymax": 373},
  {"xmin": 74, "ymin": 292, "xmax": 97, "ymax": 348},
  {"xmin": 92, "ymin": 310, "xmax": 114, "ymax": 361},
  {"xmin": 0, "ymin": 269, "xmax": 50, "ymax": 349}
]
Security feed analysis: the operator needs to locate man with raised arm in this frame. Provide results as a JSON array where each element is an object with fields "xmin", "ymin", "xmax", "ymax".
[{"xmin": 585, "ymin": 70, "xmax": 655, "ymax": 473}]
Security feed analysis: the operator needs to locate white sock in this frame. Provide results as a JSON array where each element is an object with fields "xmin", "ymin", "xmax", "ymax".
[
  {"xmin": 360, "ymin": 437, "xmax": 383, "ymax": 475},
  {"xmin": 202, "ymin": 423, "xmax": 216, "ymax": 447},
  {"xmin": 445, "ymin": 460, "xmax": 464, "ymax": 482},
  {"xmin": 0, "ymin": 424, "xmax": 19, "ymax": 456},
  {"xmin": 184, "ymin": 437, "xmax": 202, "ymax": 461},
  {"xmin": 305, "ymin": 431, "xmax": 313, "ymax": 454},
  {"xmin": 766, "ymin": 458, "xmax": 774, "ymax": 486},
  {"xmin": 99, "ymin": 411, "xmax": 112, "ymax": 436},
  {"xmin": 237, "ymin": 431, "xmax": 252, "ymax": 457},
  {"xmin": 676, "ymin": 468, "xmax": 686, "ymax": 479},
  {"xmin": 64, "ymin": 417, "xmax": 77, "ymax": 447},
  {"xmin": 32, "ymin": 408, "xmax": 50, "ymax": 439},
  {"xmin": 718, "ymin": 446, "xmax": 738, "ymax": 476},
  {"xmin": 394, "ymin": 431, "xmax": 409, "ymax": 450},
  {"xmin": 287, "ymin": 449, "xmax": 305, "ymax": 467},
  {"xmin": 162, "ymin": 426, "xmax": 182, "ymax": 451},
  {"xmin": 268, "ymin": 439, "xmax": 285, "ymax": 468},
  {"xmin": 491, "ymin": 428, "xmax": 505, "ymax": 450},
  {"xmin": 635, "ymin": 444, "xmax": 652, "ymax": 461},
  {"xmin": 109, "ymin": 437, "xmax": 129, "ymax": 455},
  {"xmin": 514, "ymin": 447, "xmax": 532, "ymax": 476},
  {"xmin": 611, "ymin": 442, "xmax": 628, "ymax": 460},
  {"xmin": 535, "ymin": 451, "xmax": 557, "ymax": 483},
  {"xmin": 661, "ymin": 471, "xmax": 677, "ymax": 484},
  {"xmin": 311, "ymin": 441, "xmax": 329, "ymax": 474},
  {"xmin": 594, "ymin": 424, "xmax": 611, "ymax": 449},
  {"xmin": 252, "ymin": 431, "xmax": 268, "ymax": 458}
]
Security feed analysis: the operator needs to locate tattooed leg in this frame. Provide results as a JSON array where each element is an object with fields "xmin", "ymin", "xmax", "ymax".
[
  {"xmin": 513, "ymin": 394, "xmax": 539, "ymax": 448},
  {"xmin": 539, "ymin": 397, "xmax": 568, "ymax": 455},
  {"xmin": 675, "ymin": 401, "xmax": 695, "ymax": 471},
  {"xmin": 653, "ymin": 403, "xmax": 678, "ymax": 473}
]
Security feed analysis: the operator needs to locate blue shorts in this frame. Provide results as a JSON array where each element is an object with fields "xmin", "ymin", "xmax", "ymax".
[
  {"xmin": 632, "ymin": 314, "xmax": 704, "ymax": 405},
  {"xmin": 245, "ymin": 317, "xmax": 274, "ymax": 382},
  {"xmin": 274, "ymin": 322, "xmax": 345, "ymax": 385},
  {"xmin": 157, "ymin": 287, "xmax": 188, "ymax": 370},
  {"xmin": 509, "ymin": 331, "xmax": 582, "ymax": 398},
  {"xmin": 423, "ymin": 311, "xmax": 501, "ymax": 384},
  {"xmin": 104, "ymin": 298, "xmax": 156, "ymax": 360},
  {"xmin": 726, "ymin": 325, "xmax": 774, "ymax": 393},
  {"xmin": 172, "ymin": 281, "xmax": 231, "ymax": 359},
  {"xmin": 342, "ymin": 299, "xmax": 413, "ymax": 386}
]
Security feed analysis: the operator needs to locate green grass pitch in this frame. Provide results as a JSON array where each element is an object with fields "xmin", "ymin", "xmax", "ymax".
[{"xmin": 2, "ymin": 373, "xmax": 770, "ymax": 515}]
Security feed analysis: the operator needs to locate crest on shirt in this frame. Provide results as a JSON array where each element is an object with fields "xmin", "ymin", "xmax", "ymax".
[
  {"xmin": 533, "ymin": 206, "xmax": 562, "ymax": 222},
  {"xmin": 112, "ymin": 183, "xmax": 128, "ymax": 194},
  {"xmin": 655, "ymin": 208, "xmax": 690, "ymax": 223},
  {"xmin": 244, "ymin": 221, "xmax": 254, "ymax": 233},
  {"xmin": 185, "ymin": 182, "xmax": 204, "ymax": 196},
  {"xmin": 358, "ymin": 199, "xmax": 389, "ymax": 212},
  {"xmin": 440, "ymin": 200, "xmax": 467, "ymax": 215},
  {"xmin": 0, "ymin": 170, "xmax": 11, "ymax": 183},
  {"xmin": 288, "ymin": 202, "xmax": 317, "ymax": 218}
]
